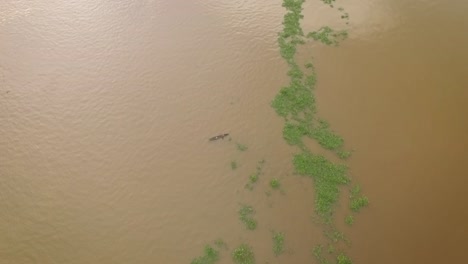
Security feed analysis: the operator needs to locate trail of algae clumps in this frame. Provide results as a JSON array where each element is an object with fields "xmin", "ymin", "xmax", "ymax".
[
  {"xmin": 274, "ymin": 0, "xmax": 355, "ymax": 218},
  {"xmin": 273, "ymin": 0, "xmax": 368, "ymax": 263},
  {"xmin": 191, "ymin": 245, "xmax": 220, "ymax": 264},
  {"xmin": 190, "ymin": 1, "xmax": 368, "ymax": 263}
]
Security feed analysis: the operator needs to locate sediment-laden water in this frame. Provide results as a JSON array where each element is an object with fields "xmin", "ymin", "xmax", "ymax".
[{"xmin": 1, "ymin": 0, "xmax": 467, "ymax": 263}]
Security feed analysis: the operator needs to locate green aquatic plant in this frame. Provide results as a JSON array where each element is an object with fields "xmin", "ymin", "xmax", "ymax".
[
  {"xmin": 310, "ymin": 119, "xmax": 344, "ymax": 150},
  {"xmin": 232, "ymin": 244, "xmax": 255, "ymax": 264},
  {"xmin": 272, "ymin": 0, "xmax": 364, "ymax": 262},
  {"xmin": 350, "ymin": 185, "xmax": 361, "ymax": 197},
  {"xmin": 349, "ymin": 185, "xmax": 369, "ymax": 212},
  {"xmin": 350, "ymin": 196, "xmax": 369, "ymax": 212},
  {"xmin": 293, "ymin": 153, "xmax": 349, "ymax": 218},
  {"xmin": 307, "ymin": 26, "xmax": 348, "ymax": 46},
  {"xmin": 270, "ymin": 178, "xmax": 281, "ymax": 189},
  {"xmin": 305, "ymin": 72, "xmax": 317, "ymax": 88},
  {"xmin": 189, "ymin": 0, "xmax": 364, "ymax": 263},
  {"xmin": 345, "ymin": 215, "xmax": 354, "ymax": 226},
  {"xmin": 249, "ymin": 173, "xmax": 259, "ymax": 183},
  {"xmin": 337, "ymin": 150, "xmax": 352, "ymax": 160},
  {"xmin": 336, "ymin": 253, "xmax": 352, "ymax": 264},
  {"xmin": 327, "ymin": 243, "xmax": 335, "ymax": 254},
  {"xmin": 278, "ymin": 36, "xmax": 297, "ymax": 62},
  {"xmin": 231, "ymin": 161, "xmax": 238, "ymax": 170},
  {"xmin": 283, "ymin": 122, "xmax": 308, "ymax": 146},
  {"xmin": 245, "ymin": 173, "xmax": 258, "ymax": 191},
  {"xmin": 237, "ymin": 143, "xmax": 248, "ymax": 151},
  {"xmin": 312, "ymin": 244, "xmax": 329, "ymax": 264},
  {"xmin": 243, "ymin": 218, "xmax": 257, "ymax": 230},
  {"xmin": 272, "ymin": 231, "xmax": 285, "ymax": 256},
  {"xmin": 214, "ymin": 239, "xmax": 228, "ymax": 250},
  {"xmin": 191, "ymin": 245, "xmax": 220, "ymax": 264},
  {"xmin": 325, "ymin": 229, "xmax": 348, "ymax": 243},
  {"xmin": 245, "ymin": 160, "xmax": 265, "ymax": 190},
  {"xmin": 239, "ymin": 205, "xmax": 257, "ymax": 230},
  {"xmin": 271, "ymin": 79, "xmax": 316, "ymax": 118}
]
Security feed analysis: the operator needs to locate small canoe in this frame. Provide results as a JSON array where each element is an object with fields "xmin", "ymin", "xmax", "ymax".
[{"xmin": 209, "ymin": 133, "xmax": 229, "ymax": 141}]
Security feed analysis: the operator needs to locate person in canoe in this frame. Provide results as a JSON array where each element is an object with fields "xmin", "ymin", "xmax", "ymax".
[{"xmin": 209, "ymin": 133, "xmax": 229, "ymax": 141}]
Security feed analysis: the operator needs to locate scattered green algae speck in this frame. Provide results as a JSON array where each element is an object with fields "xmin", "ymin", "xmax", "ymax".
[
  {"xmin": 191, "ymin": 245, "xmax": 219, "ymax": 264},
  {"xmin": 232, "ymin": 244, "xmax": 255, "ymax": 264},
  {"xmin": 272, "ymin": 231, "xmax": 285, "ymax": 256},
  {"xmin": 239, "ymin": 205, "xmax": 257, "ymax": 230}
]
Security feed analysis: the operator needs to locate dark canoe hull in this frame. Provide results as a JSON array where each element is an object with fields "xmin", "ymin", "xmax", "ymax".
[{"xmin": 209, "ymin": 133, "xmax": 229, "ymax": 141}]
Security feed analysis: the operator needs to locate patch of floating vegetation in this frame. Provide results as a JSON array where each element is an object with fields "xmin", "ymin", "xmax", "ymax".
[
  {"xmin": 191, "ymin": 1, "xmax": 367, "ymax": 263},
  {"xmin": 313, "ymin": 243, "xmax": 352, "ymax": 264},
  {"xmin": 327, "ymin": 243, "xmax": 335, "ymax": 254},
  {"xmin": 283, "ymin": 122, "xmax": 308, "ymax": 146},
  {"xmin": 269, "ymin": 178, "xmax": 281, "ymax": 190},
  {"xmin": 231, "ymin": 161, "xmax": 238, "ymax": 170},
  {"xmin": 273, "ymin": 0, "xmax": 368, "ymax": 263},
  {"xmin": 345, "ymin": 215, "xmax": 354, "ymax": 226},
  {"xmin": 232, "ymin": 244, "xmax": 255, "ymax": 264},
  {"xmin": 312, "ymin": 244, "xmax": 328, "ymax": 264},
  {"xmin": 307, "ymin": 26, "xmax": 348, "ymax": 46},
  {"xmin": 273, "ymin": 1, "xmax": 351, "ymax": 160},
  {"xmin": 310, "ymin": 119, "xmax": 344, "ymax": 150},
  {"xmin": 282, "ymin": 119, "xmax": 349, "ymax": 154},
  {"xmin": 293, "ymin": 153, "xmax": 349, "ymax": 219},
  {"xmin": 237, "ymin": 143, "xmax": 248, "ymax": 152},
  {"xmin": 245, "ymin": 174, "xmax": 258, "ymax": 191},
  {"xmin": 325, "ymin": 229, "xmax": 349, "ymax": 244},
  {"xmin": 239, "ymin": 205, "xmax": 257, "ymax": 230},
  {"xmin": 245, "ymin": 160, "xmax": 265, "ymax": 191},
  {"xmin": 214, "ymin": 239, "xmax": 228, "ymax": 250},
  {"xmin": 191, "ymin": 245, "xmax": 220, "ymax": 264},
  {"xmin": 351, "ymin": 196, "xmax": 369, "ymax": 212},
  {"xmin": 336, "ymin": 253, "xmax": 353, "ymax": 264},
  {"xmin": 350, "ymin": 185, "xmax": 369, "ymax": 212},
  {"xmin": 337, "ymin": 150, "xmax": 352, "ymax": 160},
  {"xmin": 272, "ymin": 231, "xmax": 285, "ymax": 256}
]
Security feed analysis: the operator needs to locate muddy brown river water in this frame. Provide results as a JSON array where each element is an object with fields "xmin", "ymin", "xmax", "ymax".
[{"xmin": 1, "ymin": 0, "xmax": 467, "ymax": 263}]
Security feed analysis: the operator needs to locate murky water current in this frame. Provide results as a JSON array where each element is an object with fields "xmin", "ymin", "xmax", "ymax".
[{"xmin": 1, "ymin": 0, "xmax": 467, "ymax": 263}]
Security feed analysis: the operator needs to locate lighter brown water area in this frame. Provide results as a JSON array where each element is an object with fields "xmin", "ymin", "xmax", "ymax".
[{"xmin": 1, "ymin": 0, "xmax": 467, "ymax": 263}]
